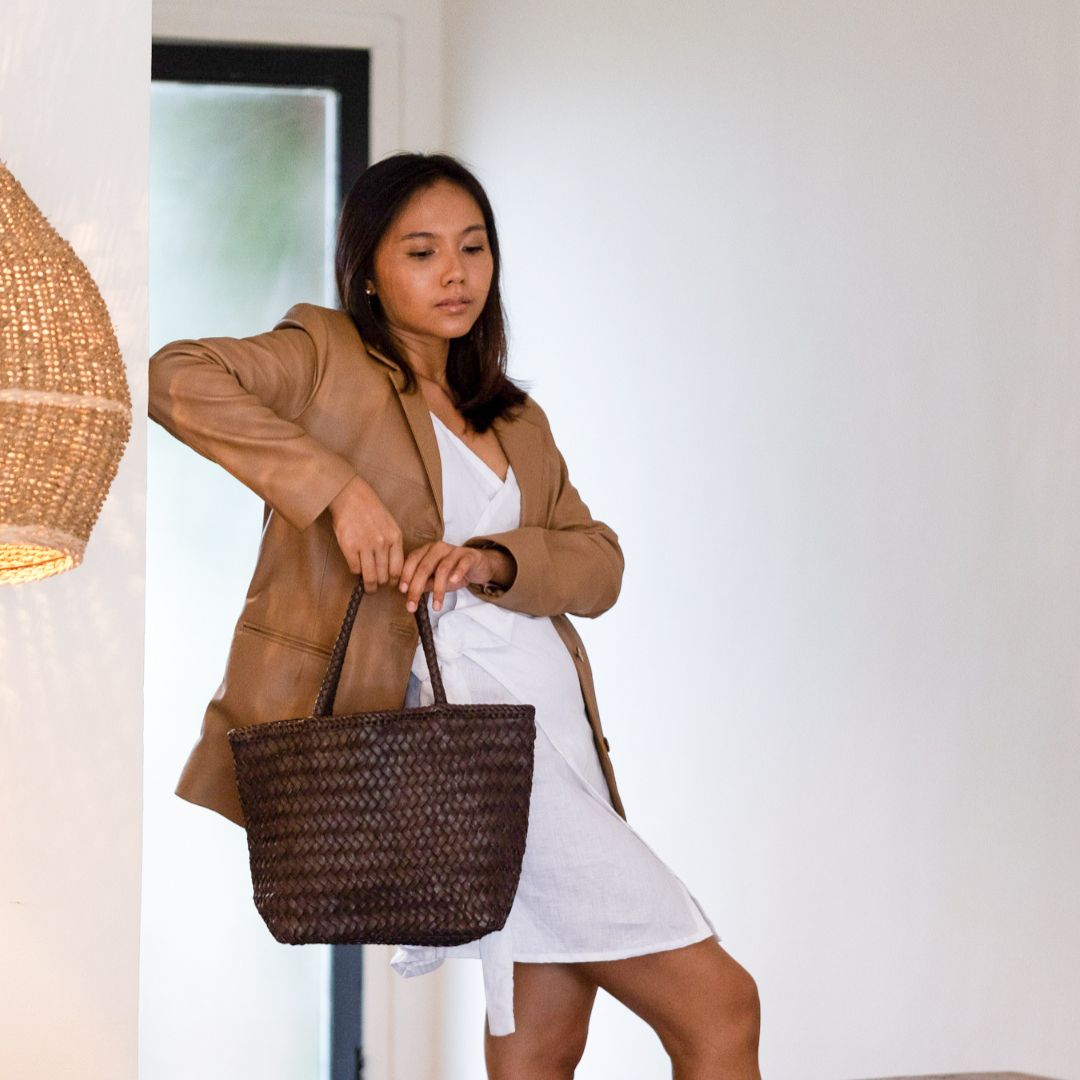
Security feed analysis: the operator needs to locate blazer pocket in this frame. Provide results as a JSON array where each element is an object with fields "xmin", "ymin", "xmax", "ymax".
[{"xmin": 239, "ymin": 620, "xmax": 333, "ymax": 658}]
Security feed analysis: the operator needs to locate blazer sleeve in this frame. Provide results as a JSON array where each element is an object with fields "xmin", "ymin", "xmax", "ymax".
[
  {"xmin": 147, "ymin": 303, "xmax": 359, "ymax": 533},
  {"xmin": 461, "ymin": 406, "xmax": 625, "ymax": 618}
]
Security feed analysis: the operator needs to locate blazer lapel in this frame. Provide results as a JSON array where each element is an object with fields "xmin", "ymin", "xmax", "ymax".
[
  {"xmin": 371, "ymin": 349, "xmax": 545, "ymax": 533},
  {"xmin": 392, "ymin": 372, "xmax": 444, "ymax": 523},
  {"xmin": 492, "ymin": 408, "xmax": 544, "ymax": 527}
]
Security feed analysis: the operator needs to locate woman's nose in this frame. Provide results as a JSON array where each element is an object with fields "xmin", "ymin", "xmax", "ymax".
[{"xmin": 442, "ymin": 252, "xmax": 465, "ymax": 282}]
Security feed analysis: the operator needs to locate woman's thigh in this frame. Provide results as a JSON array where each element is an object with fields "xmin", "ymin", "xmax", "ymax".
[
  {"xmin": 570, "ymin": 935, "xmax": 760, "ymax": 1060},
  {"xmin": 484, "ymin": 961, "xmax": 599, "ymax": 1079}
]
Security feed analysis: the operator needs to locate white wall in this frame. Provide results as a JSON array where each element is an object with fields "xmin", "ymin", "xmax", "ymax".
[
  {"xmin": 0, "ymin": 1, "xmax": 150, "ymax": 1078},
  {"xmin": 440, "ymin": 2, "xmax": 1080, "ymax": 1078}
]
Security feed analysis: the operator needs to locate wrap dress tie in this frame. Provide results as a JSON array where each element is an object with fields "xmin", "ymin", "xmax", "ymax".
[{"xmin": 389, "ymin": 410, "xmax": 719, "ymax": 1037}]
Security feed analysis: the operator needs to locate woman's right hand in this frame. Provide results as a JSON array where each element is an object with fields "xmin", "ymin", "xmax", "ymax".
[{"xmin": 327, "ymin": 475, "xmax": 405, "ymax": 594}]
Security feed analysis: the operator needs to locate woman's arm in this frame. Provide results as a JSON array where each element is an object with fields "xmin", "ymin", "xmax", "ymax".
[
  {"xmin": 462, "ymin": 409, "xmax": 624, "ymax": 619},
  {"xmin": 147, "ymin": 304, "xmax": 359, "ymax": 532}
]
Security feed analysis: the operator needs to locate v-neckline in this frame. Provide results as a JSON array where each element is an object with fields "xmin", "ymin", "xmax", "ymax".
[{"xmin": 429, "ymin": 410, "xmax": 511, "ymax": 485}]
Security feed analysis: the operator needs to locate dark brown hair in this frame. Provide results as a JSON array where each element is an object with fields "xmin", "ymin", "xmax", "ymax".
[{"xmin": 335, "ymin": 152, "xmax": 530, "ymax": 432}]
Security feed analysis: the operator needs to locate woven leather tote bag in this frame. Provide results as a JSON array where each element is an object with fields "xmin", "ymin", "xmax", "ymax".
[{"xmin": 227, "ymin": 578, "xmax": 537, "ymax": 946}]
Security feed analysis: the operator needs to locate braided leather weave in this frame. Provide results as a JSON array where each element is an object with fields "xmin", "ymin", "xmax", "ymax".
[{"xmin": 227, "ymin": 580, "xmax": 536, "ymax": 946}]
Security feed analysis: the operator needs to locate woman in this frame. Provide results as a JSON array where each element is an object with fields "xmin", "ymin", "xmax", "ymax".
[{"xmin": 149, "ymin": 151, "xmax": 762, "ymax": 1078}]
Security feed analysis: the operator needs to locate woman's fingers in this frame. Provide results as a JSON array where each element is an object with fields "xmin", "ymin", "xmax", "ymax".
[
  {"xmin": 403, "ymin": 548, "xmax": 440, "ymax": 612},
  {"xmin": 358, "ymin": 546, "xmax": 381, "ymax": 595},
  {"xmin": 430, "ymin": 555, "xmax": 461, "ymax": 610},
  {"xmin": 397, "ymin": 545, "xmax": 422, "ymax": 603},
  {"xmin": 328, "ymin": 476, "xmax": 411, "ymax": 593},
  {"xmin": 357, "ymin": 531, "xmax": 405, "ymax": 594},
  {"xmin": 443, "ymin": 549, "xmax": 476, "ymax": 588},
  {"xmin": 373, "ymin": 535, "xmax": 390, "ymax": 588},
  {"xmin": 457, "ymin": 547, "xmax": 490, "ymax": 585},
  {"xmin": 401, "ymin": 544, "xmax": 451, "ymax": 612},
  {"xmin": 388, "ymin": 537, "xmax": 405, "ymax": 588},
  {"xmin": 399, "ymin": 546, "xmax": 485, "ymax": 612}
]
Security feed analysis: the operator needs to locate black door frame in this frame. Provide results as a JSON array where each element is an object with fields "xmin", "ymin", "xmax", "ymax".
[{"xmin": 151, "ymin": 40, "xmax": 370, "ymax": 219}]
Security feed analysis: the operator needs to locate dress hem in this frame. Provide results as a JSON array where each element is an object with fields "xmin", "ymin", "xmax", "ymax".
[{"xmin": 503, "ymin": 926, "xmax": 719, "ymax": 964}]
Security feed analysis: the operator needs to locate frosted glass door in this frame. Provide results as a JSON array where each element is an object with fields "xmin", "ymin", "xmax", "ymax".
[{"xmin": 142, "ymin": 81, "xmax": 339, "ymax": 1080}]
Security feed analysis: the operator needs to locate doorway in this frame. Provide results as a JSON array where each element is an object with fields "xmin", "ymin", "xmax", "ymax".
[{"xmin": 142, "ymin": 40, "xmax": 369, "ymax": 1080}]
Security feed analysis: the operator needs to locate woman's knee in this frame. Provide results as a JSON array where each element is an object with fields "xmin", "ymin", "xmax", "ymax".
[
  {"xmin": 528, "ymin": 1009, "xmax": 592, "ymax": 1069},
  {"xmin": 660, "ymin": 962, "xmax": 761, "ymax": 1064},
  {"xmin": 484, "ymin": 963, "xmax": 596, "ymax": 1079},
  {"xmin": 736, "ymin": 968, "xmax": 762, "ymax": 1043},
  {"xmin": 716, "ymin": 963, "xmax": 760, "ymax": 1046},
  {"xmin": 485, "ymin": 1014, "xmax": 591, "ymax": 1079},
  {"xmin": 545, "ymin": 1016, "xmax": 592, "ymax": 1072}
]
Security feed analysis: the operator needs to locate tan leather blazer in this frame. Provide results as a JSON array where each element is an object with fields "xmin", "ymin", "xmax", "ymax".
[{"xmin": 148, "ymin": 302, "xmax": 627, "ymax": 828}]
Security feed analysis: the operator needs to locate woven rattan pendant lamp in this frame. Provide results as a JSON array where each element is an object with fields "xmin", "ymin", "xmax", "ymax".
[{"xmin": 0, "ymin": 159, "xmax": 132, "ymax": 584}]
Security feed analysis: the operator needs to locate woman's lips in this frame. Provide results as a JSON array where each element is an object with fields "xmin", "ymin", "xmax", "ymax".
[{"xmin": 436, "ymin": 299, "xmax": 471, "ymax": 314}]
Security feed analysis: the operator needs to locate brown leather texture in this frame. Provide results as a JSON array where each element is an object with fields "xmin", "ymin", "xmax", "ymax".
[{"xmin": 148, "ymin": 302, "xmax": 628, "ymax": 828}]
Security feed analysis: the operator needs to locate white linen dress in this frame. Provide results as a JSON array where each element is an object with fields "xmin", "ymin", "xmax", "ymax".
[{"xmin": 389, "ymin": 411, "xmax": 719, "ymax": 1037}]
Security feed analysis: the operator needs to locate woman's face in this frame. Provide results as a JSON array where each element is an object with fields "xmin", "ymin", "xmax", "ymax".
[{"xmin": 368, "ymin": 178, "xmax": 494, "ymax": 355}]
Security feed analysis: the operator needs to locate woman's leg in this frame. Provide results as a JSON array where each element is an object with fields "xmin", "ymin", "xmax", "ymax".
[
  {"xmin": 573, "ymin": 935, "xmax": 761, "ymax": 1080},
  {"xmin": 484, "ymin": 961, "xmax": 600, "ymax": 1080}
]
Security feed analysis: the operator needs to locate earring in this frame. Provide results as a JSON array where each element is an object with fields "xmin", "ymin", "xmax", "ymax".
[{"xmin": 365, "ymin": 284, "xmax": 375, "ymax": 296}]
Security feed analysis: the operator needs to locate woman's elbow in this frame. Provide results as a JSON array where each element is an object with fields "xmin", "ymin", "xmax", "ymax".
[{"xmin": 575, "ymin": 536, "xmax": 624, "ymax": 618}]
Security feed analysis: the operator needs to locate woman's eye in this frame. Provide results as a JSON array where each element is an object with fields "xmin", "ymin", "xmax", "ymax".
[{"xmin": 406, "ymin": 245, "xmax": 485, "ymax": 259}]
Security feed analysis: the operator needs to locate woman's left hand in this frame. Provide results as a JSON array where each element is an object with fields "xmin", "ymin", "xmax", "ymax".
[{"xmin": 397, "ymin": 540, "xmax": 514, "ymax": 613}]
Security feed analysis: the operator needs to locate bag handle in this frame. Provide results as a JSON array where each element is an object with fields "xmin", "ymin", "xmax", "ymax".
[{"xmin": 313, "ymin": 580, "xmax": 447, "ymax": 718}]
